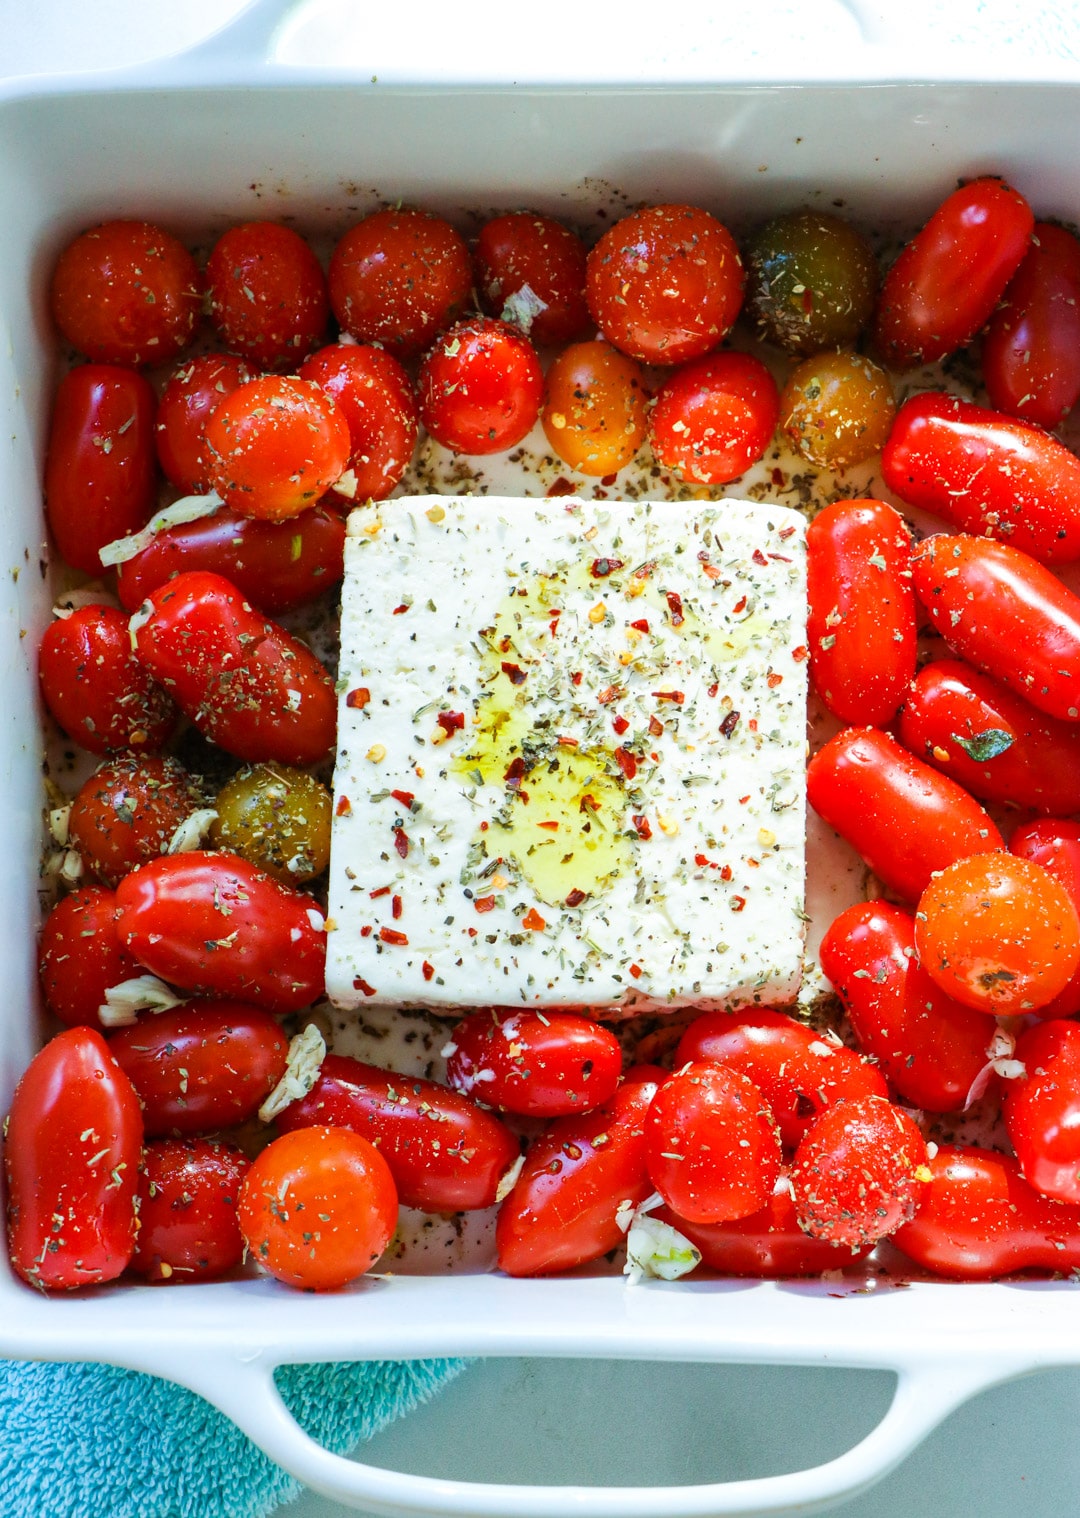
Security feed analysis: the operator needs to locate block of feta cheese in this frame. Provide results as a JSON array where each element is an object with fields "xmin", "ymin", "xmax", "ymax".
[{"xmin": 326, "ymin": 495, "xmax": 807, "ymax": 1016}]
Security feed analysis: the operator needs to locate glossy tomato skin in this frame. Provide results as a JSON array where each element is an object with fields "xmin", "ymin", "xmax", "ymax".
[
  {"xmin": 275, "ymin": 1054, "xmax": 520, "ymax": 1213},
  {"xmin": 675, "ymin": 1009, "xmax": 887, "ymax": 1148},
  {"xmin": 299, "ymin": 344, "xmax": 419, "ymax": 501},
  {"xmin": 882, "ymin": 392, "xmax": 1080, "ymax": 565},
  {"xmin": 445, "ymin": 1010, "xmax": 622, "ymax": 1118},
  {"xmin": 1004, "ymin": 1021, "xmax": 1080, "ymax": 1204},
  {"xmin": 806, "ymin": 725, "xmax": 1002, "ymax": 902},
  {"xmin": 983, "ymin": 223, "xmax": 1080, "ymax": 429},
  {"xmin": 238, "ymin": 1125, "xmax": 397, "ymax": 1291},
  {"xmin": 418, "ymin": 317, "xmax": 543, "ymax": 455},
  {"xmin": 541, "ymin": 341, "xmax": 648, "ymax": 477},
  {"xmin": 39, "ymin": 605, "xmax": 179, "ymax": 756},
  {"xmin": 648, "ymin": 352, "xmax": 779, "ymax": 485},
  {"xmin": 655, "ymin": 1193, "xmax": 873, "ymax": 1278},
  {"xmin": 131, "ymin": 571, "xmax": 335, "ymax": 766},
  {"xmin": 496, "ymin": 1073, "xmax": 660, "ymax": 1277},
  {"xmin": 779, "ymin": 351, "xmax": 895, "ymax": 471},
  {"xmin": 912, "ymin": 534, "xmax": 1080, "ymax": 723},
  {"xmin": 205, "ymin": 222, "xmax": 329, "ymax": 370},
  {"xmin": 806, "ymin": 498, "xmax": 916, "ymax": 727},
  {"xmin": 790, "ymin": 1096, "xmax": 927, "ymax": 1250},
  {"xmin": 155, "ymin": 353, "xmax": 255, "ymax": 493},
  {"xmin": 1010, "ymin": 819, "xmax": 1080, "ymax": 1017},
  {"xmin": 899, "ymin": 658, "xmax": 1080, "ymax": 815},
  {"xmin": 474, "ymin": 212, "xmax": 590, "ymax": 346},
  {"xmin": 892, "ymin": 1144, "xmax": 1080, "ymax": 1280},
  {"xmin": 586, "ymin": 205, "xmax": 743, "ymax": 365},
  {"xmin": 108, "ymin": 1001, "xmax": 289, "ymax": 1136},
  {"xmin": 130, "ymin": 1138, "xmax": 249, "ymax": 1282},
  {"xmin": 4, "ymin": 1028, "xmax": 143, "ymax": 1290},
  {"xmin": 873, "ymin": 178, "xmax": 1033, "ymax": 369},
  {"xmin": 45, "ymin": 365, "xmax": 157, "ymax": 574},
  {"xmin": 68, "ymin": 755, "xmax": 206, "ymax": 888},
  {"xmin": 820, "ymin": 901, "xmax": 993, "ymax": 1111},
  {"xmin": 38, "ymin": 887, "xmax": 139, "ymax": 1030},
  {"xmin": 115, "ymin": 852, "xmax": 326, "ymax": 1014}
]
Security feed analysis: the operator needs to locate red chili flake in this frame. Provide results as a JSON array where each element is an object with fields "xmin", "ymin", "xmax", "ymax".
[
  {"xmin": 580, "ymin": 793, "xmax": 600, "ymax": 813},
  {"xmin": 694, "ymin": 852, "xmax": 719, "ymax": 869},
  {"xmin": 767, "ymin": 671, "xmax": 784, "ymax": 688},
  {"xmin": 792, "ymin": 645, "xmax": 808, "ymax": 662},
  {"xmin": 549, "ymin": 613, "xmax": 561, "ymax": 636},
  {"xmin": 422, "ymin": 960, "xmax": 435, "ymax": 981},
  {"xmin": 391, "ymin": 789, "xmax": 415, "ymax": 809},
  {"xmin": 630, "ymin": 618, "xmax": 650, "ymax": 633},
  {"xmin": 522, "ymin": 908, "xmax": 546, "ymax": 931},
  {"xmin": 557, "ymin": 735, "xmax": 579, "ymax": 748},
  {"xmin": 546, "ymin": 476, "xmax": 576, "ymax": 497},
  {"xmin": 652, "ymin": 690, "xmax": 685, "ymax": 704},
  {"xmin": 504, "ymin": 756, "xmax": 527, "ymax": 790},
  {"xmin": 633, "ymin": 560, "xmax": 657, "ymax": 581},
  {"xmin": 731, "ymin": 896, "xmax": 747, "ymax": 912},
  {"xmin": 370, "ymin": 885, "xmax": 391, "ymax": 899},
  {"xmin": 779, "ymin": 524, "xmax": 797, "ymax": 539},
  {"xmin": 480, "ymin": 820, "xmax": 489, "ymax": 831},
  {"xmin": 360, "ymin": 924, "xmax": 373, "ymax": 937},
  {"xmin": 612, "ymin": 714, "xmax": 630, "ymax": 735},
  {"xmin": 501, "ymin": 661, "xmax": 527, "ymax": 685},
  {"xmin": 591, "ymin": 557, "xmax": 625, "ymax": 578},
  {"xmin": 772, "ymin": 468, "xmax": 786, "ymax": 486},
  {"xmin": 600, "ymin": 473, "xmax": 618, "ymax": 487},
  {"xmin": 720, "ymin": 864, "xmax": 733, "ymax": 881},
  {"xmin": 628, "ymin": 962, "xmax": 643, "ymax": 979},
  {"xmin": 732, "ymin": 595, "xmax": 748, "ymax": 615},
  {"xmin": 632, "ymin": 814, "xmax": 652, "ymax": 840},
  {"xmin": 739, "ymin": 795, "xmax": 751, "ymax": 805},
  {"xmin": 648, "ymin": 714, "xmax": 664, "ymax": 737},
  {"xmin": 392, "ymin": 603, "xmax": 410, "ymax": 615},
  {"xmin": 474, "ymin": 895, "xmax": 496, "ymax": 914},
  {"xmin": 498, "ymin": 636, "xmax": 512, "ymax": 653},
  {"xmin": 707, "ymin": 683, "xmax": 719, "ymax": 698},
  {"xmin": 380, "ymin": 927, "xmax": 409, "ymax": 945},
  {"xmin": 701, "ymin": 563, "xmax": 722, "ymax": 581},
  {"xmin": 353, "ymin": 977, "xmax": 377, "ymax": 997},
  {"xmin": 666, "ymin": 591, "xmax": 684, "ymax": 626},
  {"xmin": 752, "ymin": 549, "xmax": 769, "ymax": 567},
  {"xmin": 565, "ymin": 888, "xmax": 587, "ymax": 907},
  {"xmin": 335, "ymin": 795, "xmax": 352, "ymax": 817},
  {"xmin": 538, "ymin": 820, "xmax": 559, "ymax": 832},
  {"xmin": 392, "ymin": 894, "xmax": 402, "ymax": 920},
  {"xmin": 720, "ymin": 710, "xmax": 741, "ymax": 738},
  {"xmin": 768, "ymin": 553, "xmax": 792, "ymax": 563},
  {"xmin": 614, "ymin": 746, "xmax": 637, "ymax": 780},
  {"xmin": 467, "ymin": 927, "xmax": 478, "ymax": 937},
  {"xmin": 437, "ymin": 710, "xmax": 465, "ymax": 734},
  {"xmin": 748, "ymin": 718, "xmax": 758, "ymax": 732},
  {"xmin": 571, "ymin": 671, "xmax": 583, "ymax": 687},
  {"xmin": 393, "ymin": 826, "xmax": 409, "ymax": 859},
  {"xmin": 597, "ymin": 685, "xmax": 621, "ymax": 705},
  {"xmin": 346, "ymin": 687, "xmax": 371, "ymax": 709}
]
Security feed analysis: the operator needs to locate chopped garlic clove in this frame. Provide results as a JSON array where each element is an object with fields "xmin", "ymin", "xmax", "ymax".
[
  {"xmin": 48, "ymin": 806, "xmax": 71, "ymax": 847},
  {"xmin": 99, "ymin": 974, "xmax": 186, "ymax": 1028},
  {"xmin": 495, "ymin": 1154, "xmax": 525, "ymax": 1204},
  {"xmin": 258, "ymin": 1024, "xmax": 327, "ymax": 1123},
  {"xmin": 99, "ymin": 492, "xmax": 223, "ymax": 567},
  {"xmin": 624, "ymin": 1209, "xmax": 701, "ymax": 1285},
  {"xmin": 52, "ymin": 585, "xmax": 119, "ymax": 619},
  {"xmin": 167, "ymin": 808, "xmax": 219, "ymax": 854}
]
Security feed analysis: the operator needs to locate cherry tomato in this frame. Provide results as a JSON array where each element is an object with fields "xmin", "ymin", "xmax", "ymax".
[
  {"xmin": 474, "ymin": 212, "xmax": 590, "ymax": 346},
  {"xmin": 45, "ymin": 365, "xmax": 157, "ymax": 574},
  {"xmin": 892, "ymin": 1145, "xmax": 1080, "ymax": 1280},
  {"xmin": 648, "ymin": 351, "xmax": 779, "ymax": 485},
  {"xmin": 915, "ymin": 853, "xmax": 1080, "ymax": 1016},
  {"xmin": 328, "ymin": 208, "xmax": 472, "ymax": 360},
  {"xmin": 108, "ymin": 1001, "xmax": 289, "ymax": 1135},
  {"xmin": 645, "ymin": 1063, "xmax": 781, "ymax": 1224},
  {"xmin": 4, "ymin": 1028, "xmax": 142, "ymax": 1290},
  {"xmin": 790, "ymin": 1095, "xmax": 927, "ymax": 1250},
  {"xmin": 444, "ymin": 1009, "xmax": 622, "ymax": 1118},
  {"xmin": 299, "ymin": 344, "xmax": 419, "ymax": 502},
  {"xmin": 882, "ymin": 392, "xmax": 1080, "ymax": 565},
  {"xmin": 744, "ymin": 209, "xmax": 878, "ymax": 357},
  {"xmin": 655, "ymin": 1192, "xmax": 873, "ymax": 1277},
  {"xmin": 155, "ymin": 353, "xmax": 255, "ymax": 494},
  {"xmin": 820, "ymin": 901, "xmax": 994, "ymax": 1111},
  {"xmin": 39, "ymin": 606, "xmax": 179, "ymax": 756},
  {"xmin": 586, "ymin": 205, "xmax": 743, "ymax": 365},
  {"xmin": 68, "ymin": 755, "xmax": 206, "ymax": 888},
  {"xmin": 541, "ymin": 341, "xmax": 647, "ymax": 477},
  {"xmin": 872, "ymin": 178, "xmax": 1033, "ymax": 369},
  {"xmin": 130, "ymin": 1138, "xmax": 249, "ymax": 1282},
  {"xmin": 115, "ymin": 852, "xmax": 326, "ymax": 1014},
  {"xmin": 418, "ymin": 317, "xmax": 543, "ymax": 455},
  {"xmin": 674, "ymin": 1008, "xmax": 887, "ymax": 1147},
  {"xmin": 496, "ymin": 1072, "xmax": 660, "ymax": 1277},
  {"xmin": 1003, "ymin": 1021, "xmax": 1080, "ymax": 1205},
  {"xmin": 780, "ymin": 351, "xmax": 895, "ymax": 470},
  {"xmin": 205, "ymin": 222, "xmax": 329, "ymax": 369},
  {"xmin": 1009, "ymin": 819, "xmax": 1080, "ymax": 1018},
  {"xmin": 806, "ymin": 497, "xmax": 916, "ymax": 727},
  {"xmin": 210, "ymin": 764, "xmax": 332, "ymax": 886},
  {"xmin": 204, "ymin": 375, "xmax": 350, "ymax": 522},
  {"xmin": 238, "ymin": 1125, "xmax": 397, "ymax": 1291},
  {"xmin": 983, "ymin": 223, "xmax": 1080, "ymax": 429},
  {"xmin": 130, "ymin": 571, "xmax": 336, "ymax": 766},
  {"xmin": 50, "ymin": 220, "xmax": 200, "ymax": 367},
  {"xmin": 806, "ymin": 726, "xmax": 1002, "ymax": 902},
  {"xmin": 275, "ymin": 1054, "xmax": 520, "ymax": 1213},
  {"xmin": 38, "ymin": 887, "xmax": 140, "ymax": 1030},
  {"xmin": 899, "ymin": 658, "xmax": 1080, "ymax": 815},
  {"xmin": 912, "ymin": 534, "xmax": 1080, "ymax": 722}
]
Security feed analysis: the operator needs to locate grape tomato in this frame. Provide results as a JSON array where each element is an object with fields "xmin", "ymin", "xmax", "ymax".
[
  {"xmin": 444, "ymin": 1009, "xmax": 622, "ymax": 1118},
  {"xmin": 131, "ymin": 1138, "xmax": 249, "ymax": 1283},
  {"xmin": 40, "ymin": 605, "xmax": 179, "ymax": 757}
]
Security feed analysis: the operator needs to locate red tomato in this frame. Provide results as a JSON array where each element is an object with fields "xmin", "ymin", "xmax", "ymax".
[
  {"xmin": 155, "ymin": 354, "xmax": 255, "ymax": 494},
  {"xmin": 881, "ymin": 392, "xmax": 1080, "ymax": 565},
  {"xmin": 496, "ymin": 1073, "xmax": 660, "ymax": 1277},
  {"xmin": 4, "ymin": 1028, "xmax": 143, "ymax": 1289},
  {"xmin": 892, "ymin": 1145, "xmax": 1080, "ymax": 1280},
  {"xmin": 872, "ymin": 178, "xmax": 1033, "ymax": 369},
  {"xmin": 911, "ymin": 534, "xmax": 1080, "ymax": 723},
  {"xmin": 130, "ymin": 571, "xmax": 335, "ymax": 766},
  {"xmin": 541, "ymin": 341, "xmax": 648, "ymax": 477},
  {"xmin": 116, "ymin": 503, "xmax": 345, "ymax": 618},
  {"xmin": 299, "ymin": 344, "xmax": 418, "ymax": 501},
  {"xmin": 238, "ymin": 1125, "xmax": 397, "ymax": 1291},
  {"xmin": 644, "ymin": 1063, "xmax": 781, "ymax": 1224},
  {"xmin": 50, "ymin": 220, "xmax": 200, "ymax": 367},
  {"xmin": 130, "ymin": 1138, "xmax": 249, "ymax": 1282},
  {"xmin": 806, "ymin": 726, "xmax": 1002, "ymax": 902},
  {"xmin": 655, "ymin": 1192, "xmax": 873, "ymax": 1278},
  {"xmin": 790, "ymin": 1096, "xmax": 927, "ymax": 1250},
  {"xmin": 418, "ymin": 317, "xmax": 543, "ymax": 455},
  {"xmin": 586, "ymin": 205, "xmax": 743, "ymax": 365},
  {"xmin": 45, "ymin": 365, "xmax": 157, "ymax": 574},
  {"xmin": 474, "ymin": 212, "xmax": 589, "ymax": 346},
  {"xmin": 1004, "ymin": 1021, "xmax": 1080, "ymax": 1204},
  {"xmin": 68, "ymin": 755, "xmax": 206, "ymax": 888},
  {"xmin": 898, "ymin": 658, "xmax": 1080, "ymax": 815},
  {"xmin": 39, "ymin": 606, "xmax": 179, "ymax": 756},
  {"xmin": 444, "ymin": 1009, "xmax": 622, "ymax": 1118},
  {"xmin": 820, "ymin": 901, "xmax": 994, "ymax": 1111},
  {"xmin": 38, "ymin": 887, "xmax": 139, "ymax": 1030},
  {"xmin": 915, "ymin": 853, "xmax": 1080, "ymax": 1015},
  {"xmin": 983, "ymin": 223, "xmax": 1080, "ymax": 429},
  {"xmin": 806, "ymin": 498, "xmax": 916, "ymax": 727},
  {"xmin": 328, "ymin": 209, "xmax": 472, "ymax": 360},
  {"xmin": 204, "ymin": 375, "xmax": 350, "ymax": 522},
  {"xmin": 648, "ymin": 352, "xmax": 779, "ymax": 485},
  {"xmin": 205, "ymin": 222, "xmax": 329, "ymax": 370},
  {"xmin": 674, "ymin": 1008, "xmax": 887, "ymax": 1147},
  {"xmin": 115, "ymin": 852, "xmax": 326, "ymax": 1014},
  {"xmin": 108, "ymin": 1001, "xmax": 289, "ymax": 1136},
  {"xmin": 275, "ymin": 1054, "xmax": 520, "ymax": 1213},
  {"xmin": 1010, "ymin": 819, "xmax": 1080, "ymax": 1018}
]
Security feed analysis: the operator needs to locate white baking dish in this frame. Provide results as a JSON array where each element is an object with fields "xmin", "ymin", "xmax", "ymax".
[{"xmin": 6, "ymin": 4, "xmax": 1080, "ymax": 1514}]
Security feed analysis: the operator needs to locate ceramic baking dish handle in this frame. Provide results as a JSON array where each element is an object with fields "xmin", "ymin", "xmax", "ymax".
[{"xmin": 170, "ymin": 1351, "xmax": 1010, "ymax": 1517}]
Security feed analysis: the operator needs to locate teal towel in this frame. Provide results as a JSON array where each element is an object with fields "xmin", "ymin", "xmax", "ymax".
[{"xmin": 0, "ymin": 1355, "xmax": 469, "ymax": 1518}]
